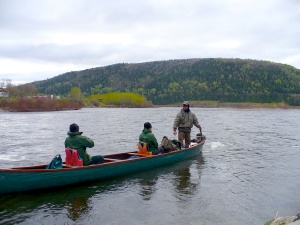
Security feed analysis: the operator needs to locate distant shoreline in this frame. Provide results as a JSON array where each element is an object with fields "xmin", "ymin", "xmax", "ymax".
[
  {"xmin": 87, "ymin": 103, "xmax": 300, "ymax": 109},
  {"xmin": 159, "ymin": 101, "xmax": 300, "ymax": 109}
]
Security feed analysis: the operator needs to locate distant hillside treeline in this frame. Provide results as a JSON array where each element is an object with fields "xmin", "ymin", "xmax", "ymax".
[{"xmin": 32, "ymin": 58, "xmax": 300, "ymax": 105}]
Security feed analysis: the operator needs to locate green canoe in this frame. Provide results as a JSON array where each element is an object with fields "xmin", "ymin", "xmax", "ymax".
[{"xmin": 0, "ymin": 140, "xmax": 205, "ymax": 195}]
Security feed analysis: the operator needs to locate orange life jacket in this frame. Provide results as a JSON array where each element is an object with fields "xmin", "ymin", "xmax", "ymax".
[
  {"xmin": 137, "ymin": 142, "xmax": 152, "ymax": 156},
  {"xmin": 65, "ymin": 147, "xmax": 83, "ymax": 166}
]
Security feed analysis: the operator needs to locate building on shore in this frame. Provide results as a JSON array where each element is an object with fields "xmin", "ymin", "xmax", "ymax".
[{"xmin": 0, "ymin": 88, "xmax": 9, "ymax": 97}]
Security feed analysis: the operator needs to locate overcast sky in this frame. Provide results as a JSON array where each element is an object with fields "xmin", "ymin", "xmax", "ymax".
[{"xmin": 0, "ymin": 0, "xmax": 299, "ymax": 84}]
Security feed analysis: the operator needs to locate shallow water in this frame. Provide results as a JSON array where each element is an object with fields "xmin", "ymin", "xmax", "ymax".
[{"xmin": 0, "ymin": 107, "xmax": 299, "ymax": 225}]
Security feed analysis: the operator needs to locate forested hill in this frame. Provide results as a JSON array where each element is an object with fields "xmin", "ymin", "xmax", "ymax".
[{"xmin": 33, "ymin": 58, "xmax": 300, "ymax": 105}]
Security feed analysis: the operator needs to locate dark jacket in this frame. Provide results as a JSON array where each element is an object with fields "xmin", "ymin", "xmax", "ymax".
[
  {"xmin": 65, "ymin": 131, "xmax": 94, "ymax": 166},
  {"xmin": 139, "ymin": 128, "xmax": 158, "ymax": 154}
]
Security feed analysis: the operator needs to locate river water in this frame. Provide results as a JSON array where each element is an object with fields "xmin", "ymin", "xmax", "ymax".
[{"xmin": 0, "ymin": 107, "xmax": 299, "ymax": 225}]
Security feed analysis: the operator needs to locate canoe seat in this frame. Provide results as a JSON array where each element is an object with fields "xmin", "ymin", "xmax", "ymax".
[
  {"xmin": 63, "ymin": 164, "xmax": 75, "ymax": 168},
  {"xmin": 128, "ymin": 153, "xmax": 149, "ymax": 157},
  {"xmin": 103, "ymin": 158, "xmax": 121, "ymax": 162},
  {"xmin": 137, "ymin": 142, "xmax": 152, "ymax": 156},
  {"xmin": 65, "ymin": 147, "xmax": 83, "ymax": 166}
]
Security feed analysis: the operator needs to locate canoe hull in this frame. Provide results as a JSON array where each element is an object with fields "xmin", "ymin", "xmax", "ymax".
[{"xmin": 0, "ymin": 141, "xmax": 204, "ymax": 195}]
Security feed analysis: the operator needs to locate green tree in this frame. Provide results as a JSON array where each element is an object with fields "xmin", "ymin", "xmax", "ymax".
[
  {"xmin": 70, "ymin": 87, "xmax": 83, "ymax": 103},
  {"xmin": 90, "ymin": 84, "xmax": 103, "ymax": 94}
]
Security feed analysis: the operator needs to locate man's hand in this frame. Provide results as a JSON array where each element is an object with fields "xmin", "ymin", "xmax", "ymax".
[{"xmin": 173, "ymin": 130, "xmax": 177, "ymax": 135}]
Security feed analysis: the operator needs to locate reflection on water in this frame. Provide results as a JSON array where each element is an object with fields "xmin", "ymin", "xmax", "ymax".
[
  {"xmin": 138, "ymin": 178, "xmax": 158, "ymax": 201},
  {"xmin": 136, "ymin": 154, "xmax": 205, "ymax": 202},
  {"xmin": 0, "ymin": 185, "xmax": 95, "ymax": 224},
  {"xmin": 67, "ymin": 195, "xmax": 91, "ymax": 221},
  {"xmin": 174, "ymin": 167, "xmax": 197, "ymax": 195},
  {"xmin": 173, "ymin": 154, "xmax": 205, "ymax": 196}
]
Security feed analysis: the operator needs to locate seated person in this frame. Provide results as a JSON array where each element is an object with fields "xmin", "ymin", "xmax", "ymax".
[
  {"xmin": 139, "ymin": 122, "xmax": 163, "ymax": 155},
  {"xmin": 65, "ymin": 123, "xmax": 104, "ymax": 166}
]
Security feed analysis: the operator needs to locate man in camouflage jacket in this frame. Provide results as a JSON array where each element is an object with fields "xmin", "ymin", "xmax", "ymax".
[{"xmin": 173, "ymin": 101, "xmax": 202, "ymax": 149}]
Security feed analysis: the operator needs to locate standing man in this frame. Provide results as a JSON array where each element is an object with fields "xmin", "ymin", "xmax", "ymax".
[{"xmin": 173, "ymin": 101, "xmax": 202, "ymax": 149}]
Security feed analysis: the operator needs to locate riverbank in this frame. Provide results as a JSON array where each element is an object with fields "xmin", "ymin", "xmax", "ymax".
[
  {"xmin": 163, "ymin": 100, "xmax": 300, "ymax": 109},
  {"xmin": 2, "ymin": 98, "xmax": 300, "ymax": 112},
  {"xmin": 91, "ymin": 101, "xmax": 300, "ymax": 109},
  {"xmin": 0, "ymin": 98, "xmax": 82, "ymax": 112}
]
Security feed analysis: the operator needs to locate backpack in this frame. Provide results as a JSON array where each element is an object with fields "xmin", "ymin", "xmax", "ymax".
[
  {"xmin": 161, "ymin": 136, "xmax": 178, "ymax": 152},
  {"xmin": 45, "ymin": 154, "xmax": 63, "ymax": 169}
]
